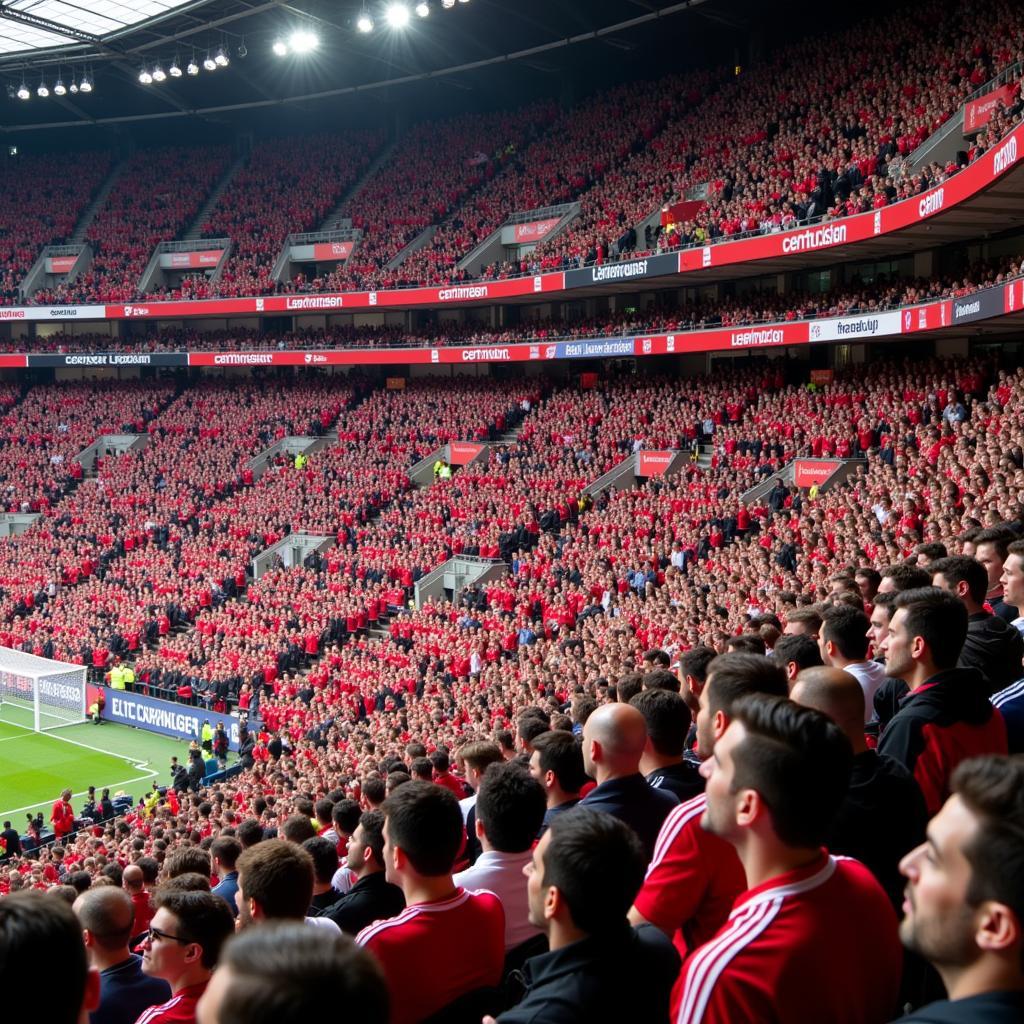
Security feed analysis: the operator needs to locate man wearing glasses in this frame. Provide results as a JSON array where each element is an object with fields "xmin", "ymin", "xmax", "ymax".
[{"xmin": 136, "ymin": 891, "xmax": 234, "ymax": 1024}]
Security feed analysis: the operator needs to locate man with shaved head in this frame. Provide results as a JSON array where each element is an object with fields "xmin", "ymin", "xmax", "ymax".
[
  {"xmin": 791, "ymin": 666, "xmax": 927, "ymax": 908},
  {"xmin": 578, "ymin": 702, "xmax": 678, "ymax": 860},
  {"xmin": 73, "ymin": 885, "xmax": 171, "ymax": 1024},
  {"xmin": 122, "ymin": 862, "xmax": 154, "ymax": 942}
]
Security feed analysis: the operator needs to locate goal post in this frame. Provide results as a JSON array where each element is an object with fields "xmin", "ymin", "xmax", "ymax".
[{"xmin": 0, "ymin": 647, "xmax": 87, "ymax": 732}]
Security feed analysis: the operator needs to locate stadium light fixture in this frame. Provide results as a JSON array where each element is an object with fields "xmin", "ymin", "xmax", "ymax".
[
  {"xmin": 169, "ymin": 60, "xmax": 182, "ymax": 78},
  {"xmin": 79, "ymin": 71, "xmax": 93, "ymax": 93},
  {"xmin": 187, "ymin": 57, "xmax": 200, "ymax": 75},
  {"xmin": 288, "ymin": 29, "xmax": 319, "ymax": 53},
  {"xmin": 138, "ymin": 68, "xmax": 153, "ymax": 84},
  {"xmin": 152, "ymin": 65, "xmax": 167, "ymax": 82},
  {"xmin": 441, "ymin": 0, "xmax": 455, "ymax": 8},
  {"xmin": 357, "ymin": 11, "xmax": 374, "ymax": 32},
  {"xmin": 53, "ymin": 76, "xmax": 66, "ymax": 96},
  {"xmin": 386, "ymin": 3, "xmax": 411, "ymax": 28},
  {"xmin": 69, "ymin": 82, "xmax": 79, "ymax": 94},
  {"xmin": 272, "ymin": 38, "xmax": 288, "ymax": 55},
  {"xmin": 203, "ymin": 53, "xmax": 217, "ymax": 71},
  {"xmin": 238, "ymin": 39, "xmax": 248, "ymax": 58},
  {"xmin": 37, "ymin": 79, "xmax": 49, "ymax": 98},
  {"xmin": 215, "ymin": 47, "xmax": 230, "ymax": 67},
  {"xmin": 416, "ymin": 2, "xmax": 430, "ymax": 15},
  {"xmin": 16, "ymin": 81, "xmax": 30, "ymax": 100}
]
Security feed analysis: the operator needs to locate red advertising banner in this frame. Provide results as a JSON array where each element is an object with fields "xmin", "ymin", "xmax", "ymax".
[
  {"xmin": 793, "ymin": 459, "xmax": 843, "ymax": 489},
  {"xmin": 168, "ymin": 250, "xmax": 224, "ymax": 269},
  {"xmin": 661, "ymin": 200, "xmax": 705, "ymax": 228},
  {"xmin": 46, "ymin": 256, "xmax": 77, "ymax": 274},
  {"xmin": 637, "ymin": 451, "xmax": 678, "ymax": 477},
  {"xmin": 964, "ymin": 83, "xmax": 1017, "ymax": 136},
  {"xmin": 513, "ymin": 219, "xmax": 561, "ymax": 243},
  {"xmin": 312, "ymin": 241, "xmax": 354, "ymax": 262},
  {"xmin": 448, "ymin": 442, "xmax": 484, "ymax": 465}
]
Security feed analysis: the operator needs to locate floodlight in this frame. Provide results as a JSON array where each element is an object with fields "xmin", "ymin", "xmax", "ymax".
[
  {"xmin": 139, "ymin": 68, "xmax": 153, "ymax": 84},
  {"xmin": 386, "ymin": 3, "xmax": 411, "ymax": 28},
  {"xmin": 153, "ymin": 65, "xmax": 167, "ymax": 82},
  {"xmin": 416, "ymin": 2, "xmax": 430, "ymax": 15}
]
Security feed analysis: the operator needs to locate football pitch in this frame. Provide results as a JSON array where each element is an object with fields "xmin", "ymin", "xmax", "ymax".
[{"xmin": 0, "ymin": 718, "xmax": 196, "ymax": 822}]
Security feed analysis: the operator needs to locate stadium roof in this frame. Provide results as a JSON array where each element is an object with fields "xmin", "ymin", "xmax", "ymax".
[
  {"xmin": 0, "ymin": 0, "xmax": 762, "ymax": 137},
  {"xmin": 0, "ymin": 0, "xmax": 204, "ymax": 57}
]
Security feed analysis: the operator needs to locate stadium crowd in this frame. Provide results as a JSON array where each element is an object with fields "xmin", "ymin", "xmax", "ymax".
[{"xmin": 1, "ymin": 352, "xmax": 1024, "ymax": 1023}]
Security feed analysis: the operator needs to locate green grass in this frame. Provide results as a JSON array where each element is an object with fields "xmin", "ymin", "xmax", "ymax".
[{"xmin": 0, "ymin": 717, "xmax": 205, "ymax": 821}]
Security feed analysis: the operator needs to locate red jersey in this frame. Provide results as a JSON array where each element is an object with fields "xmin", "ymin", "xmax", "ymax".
[
  {"xmin": 356, "ymin": 888, "xmax": 504, "ymax": 1024},
  {"xmin": 131, "ymin": 890, "xmax": 155, "ymax": 937},
  {"xmin": 677, "ymin": 854, "xmax": 901, "ymax": 1024},
  {"xmin": 51, "ymin": 798, "xmax": 74, "ymax": 837},
  {"xmin": 133, "ymin": 981, "xmax": 207, "ymax": 1024}
]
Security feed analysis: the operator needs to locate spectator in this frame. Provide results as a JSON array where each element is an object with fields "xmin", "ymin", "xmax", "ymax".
[
  {"xmin": 302, "ymin": 836, "xmax": 342, "ymax": 915},
  {"xmin": 73, "ymin": 886, "xmax": 171, "ymax": 1024},
  {"xmin": 791, "ymin": 666, "xmax": 928, "ymax": 909},
  {"xmin": 630, "ymin": 651, "xmax": 787, "ymax": 1009},
  {"xmin": 818, "ymin": 604, "xmax": 887, "ymax": 722},
  {"xmin": 630, "ymin": 688, "xmax": 704, "ymax": 802},
  {"xmin": 878, "ymin": 588, "xmax": 1008, "ymax": 815},
  {"xmin": 528, "ymin": 730, "xmax": 587, "ymax": 837},
  {"xmin": 895, "ymin": 755, "xmax": 1024, "ymax": 1023},
  {"xmin": 323, "ymin": 810, "xmax": 405, "ymax": 936},
  {"xmin": 195, "ymin": 923, "xmax": 388, "ymax": 1024},
  {"xmin": 235, "ymin": 839, "xmax": 340, "ymax": 934},
  {"xmin": 454, "ymin": 761, "xmax": 546, "ymax": 952},
  {"xmin": 0, "ymin": 891, "xmax": 100, "ymax": 1023},
  {"xmin": 355, "ymin": 781, "xmax": 505, "ymax": 1024},
  {"xmin": 678, "ymin": 694, "xmax": 902, "ymax": 1023},
  {"xmin": 209, "ymin": 838, "xmax": 241, "ymax": 919},
  {"xmin": 973, "ymin": 527, "xmax": 1020, "ymax": 622},
  {"xmin": 137, "ymin": 890, "xmax": 235, "ymax": 1024},
  {"xmin": 486, "ymin": 809, "xmax": 679, "ymax": 1024},
  {"xmin": 929, "ymin": 556, "xmax": 1024, "ymax": 694},
  {"xmin": 578, "ymin": 703, "xmax": 679, "ymax": 860},
  {"xmin": 771, "ymin": 633, "xmax": 824, "ymax": 685}
]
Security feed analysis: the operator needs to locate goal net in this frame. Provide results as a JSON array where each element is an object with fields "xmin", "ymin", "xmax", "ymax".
[{"xmin": 0, "ymin": 647, "xmax": 87, "ymax": 732}]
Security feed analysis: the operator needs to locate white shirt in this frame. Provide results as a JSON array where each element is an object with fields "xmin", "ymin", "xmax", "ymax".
[
  {"xmin": 306, "ymin": 915, "xmax": 342, "ymax": 934},
  {"xmin": 459, "ymin": 793, "xmax": 477, "ymax": 823},
  {"xmin": 843, "ymin": 660, "xmax": 887, "ymax": 723},
  {"xmin": 453, "ymin": 849, "xmax": 541, "ymax": 951}
]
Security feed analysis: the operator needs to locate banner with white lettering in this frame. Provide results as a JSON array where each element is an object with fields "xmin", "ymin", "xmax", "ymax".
[{"xmin": 101, "ymin": 687, "xmax": 251, "ymax": 750}]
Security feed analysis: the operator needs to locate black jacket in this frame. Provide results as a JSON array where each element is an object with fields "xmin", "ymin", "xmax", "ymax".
[
  {"xmin": 322, "ymin": 871, "xmax": 405, "ymax": 936},
  {"xmin": 497, "ymin": 924, "xmax": 679, "ymax": 1024},
  {"xmin": 960, "ymin": 612, "xmax": 1024, "ymax": 695},
  {"xmin": 646, "ymin": 759, "xmax": 704, "ymax": 804},
  {"xmin": 579, "ymin": 774, "xmax": 678, "ymax": 861},
  {"xmin": 878, "ymin": 668, "xmax": 1007, "ymax": 815},
  {"xmin": 893, "ymin": 991, "xmax": 1024, "ymax": 1022}
]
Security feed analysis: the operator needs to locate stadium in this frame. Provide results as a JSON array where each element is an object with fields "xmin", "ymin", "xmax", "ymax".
[{"xmin": 0, "ymin": 0, "xmax": 1023, "ymax": 1022}]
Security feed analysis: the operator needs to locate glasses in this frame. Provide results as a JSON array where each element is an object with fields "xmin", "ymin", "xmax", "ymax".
[{"xmin": 145, "ymin": 926, "xmax": 193, "ymax": 945}]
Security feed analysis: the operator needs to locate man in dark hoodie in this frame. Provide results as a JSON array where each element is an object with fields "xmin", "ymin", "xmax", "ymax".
[
  {"xmin": 929, "ymin": 557, "xmax": 1024, "ymax": 695},
  {"xmin": 894, "ymin": 755, "xmax": 1024, "ymax": 1023},
  {"xmin": 878, "ymin": 588, "xmax": 1007, "ymax": 816},
  {"xmin": 487, "ymin": 808, "xmax": 679, "ymax": 1024}
]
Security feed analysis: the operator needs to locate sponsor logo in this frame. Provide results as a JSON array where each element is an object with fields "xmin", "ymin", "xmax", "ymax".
[
  {"xmin": 544, "ymin": 345, "xmax": 557, "ymax": 359},
  {"xmin": 730, "ymin": 328, "xmax": 784, "ymax": 347},
  {"xmin": 255, "ymin": 298, "xmax": 265, "ymax": 312},
  {"xmin": 955, "ymin": 300, "xmax": 981, "ymax": 318},
  {"xmin": 589, "ymin": 260, "xmax": 649, "ymax": 283},
  {"xmin": 438, "ymin": 285, "xmax": 488, "ymax": 301},
  {"xmin": 666, "ymin": 336, "xmax": 675, "ymax": 352},
  {"xmin": 0, "ymin": 309, "xmax": 25, "ymax": 320},
  {"xmin": 47, "ymin": 308, "xmax": 78, "ymax": 318},
  {"xmin": 837, "ymin": 318, "xmax": 882, "ymax": 336},
  {"xmin": 702, "ymin": 246, "xmax": 712, "ymax": 268},
  {"xmin": 304, "ymin": 353, "xmax": 313, "ymax": 364},
  {"xmin": 461, "ymin": 348, "xmax": 510, "ymax": 361},
  {"xmin": 123, "ymin": 305, "xmax": 150, "ymax": 317},
  {"xmin": 564, "ymin": 340, "xmax": 635, "ymax": 357},
  {"xmin": 63, "ymin": 355, "xmax": 109, "ymax": 366},
  {"xmin": 430, "ymin": 349, "xmax": 439, "ymax": 363},
  {"xmin": 810, "ymin": 323, "xmax": 823, "ymax": 340},
  {"xmin": 529, "ymin": 345, "xmax": 540, "ymax": 360},
  {"xmin": 781, "ymin": 223, "xmax": 848, "ymax": 253},
  {"xmin": 904, "ymin": 310, "xmax": 912, "ymax": 330},
  {"xmin": 873, "ymin": 210, "xmax": 882, "ymax": 235},
  {"xmin": 285, "ymin": 296, "xmax": 343, "ymax": 310},
  {"xmin": 369, "ymin": 292, "xmax": 378, "ymax": 306},
  {"xmin": 111, "ymin": 354, "xmax": 152, "ymax": 365},
  {"xmin": 213, "ymin": 353, "xmax": 274, "ymax": 365},
  {"xmin": 918, "ymin": 189, "xmax": 944, "ymax": 218},
  {"xmin": 641, "ymin": 338, "xmax": 652, "ymax": 354},
  {"xmin": 642, "ymin": 453, "xmax": 673, "ymax": 465},
  {"xmin": 330, "ymin": 243, "xmax": 349, "ymax": 256},
  {"xmin": 918, "ymin": 308, "xmax": 928, "ymax": 329},
  {"xmin": 533, "ymin": 276, "xmax": 542, "ymax": 292},
  {"xmin": 994, "ymin": 136, "xmax": 1018, "ymax": 176},
  {"xmin": 795, "ymin": 462, "xmax": 841, "ymax": 484}
]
